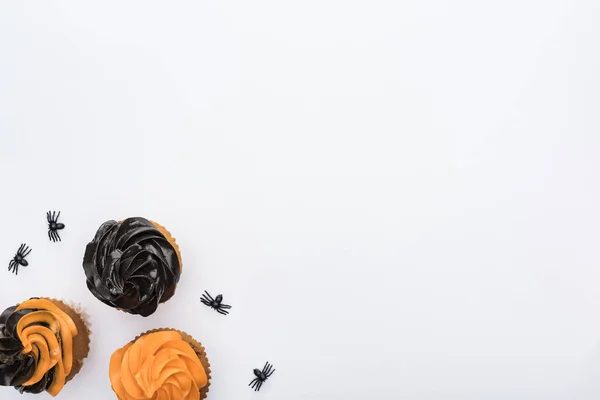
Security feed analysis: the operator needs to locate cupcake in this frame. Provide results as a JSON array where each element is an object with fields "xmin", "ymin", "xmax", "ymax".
[
  {"xmin": 109, "ymin": 329, "xmax": 210, "ymax": 400},
  {"xmin": 83, "ymin": 217, "xmax": 182, "ymax": 317},
  {"xmin": 0, "ymin": 298, "xmax": 90, "ymax": 396}
]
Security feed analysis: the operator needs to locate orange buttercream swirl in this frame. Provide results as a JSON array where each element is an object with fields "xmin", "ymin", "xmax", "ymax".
[
  {"xmin": 110, "ymin": 331, "xmax": 207, "ymax": 400},
  {"xmin": 14, "ymin": 299, "xmax": 78, "ymax": 396}
]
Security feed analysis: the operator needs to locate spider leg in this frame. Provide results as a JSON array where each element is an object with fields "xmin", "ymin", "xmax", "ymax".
[
  {"xmin": 262, "ymin": 361, "xmax": 269, "ymax": 373},
  {"xmin": 216, "ymin": 308, "xmax": 229, "ymax": 315},
  {"xmin": 249, "ymin": 378, "xmax": 258, "ymax": 387},
  {"xmin": 264, "ymin": 364, "xmax": 273, "ymax": 375},
  {"xmin": 47, "ymin": 211, "xmax": 51, "ymax": 223},
  {"xmin": 200, "ymin": 298, "xmax": 211, "ymax": 306},
  {"xmin": 220, "ymin": 304, "xmax": 232, "ymax": 309},
  {"xmin": 203, "ymin": 291, "xmax": 214, "ymax": 302},
  {"xmin": 8, "ymin": 261, "xmax": 18, "ymax": 275},
  {"xmin": 23, "ymin": 247, "xmax": 31, "ymax": 257},
  {"xmin": 266, "ymin": 368, "xmax": 276, "ymax": 377},
  {"xmin": 48, "ymin": 230, "xmax": 53, "ymax": 241},
  {"xmin": 256, "ymin": 381, "xmax": 263, "ymax": 391},
  {"xmin": 56, "ymin": 211, "xmax": 60, "ymax": 222},
  {"xmin": 18, "ymin": 243, "xmax": 24, "ymax": 253},
  {"xmin": 55, "ymin": 231, "xmax": 61, "ymax": 242}
]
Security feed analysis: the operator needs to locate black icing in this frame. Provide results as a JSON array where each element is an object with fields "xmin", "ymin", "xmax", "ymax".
[
  {"xmin": 83, "ymin": 217, "xmax": 181, "ymax": 317},
  {"xmin": 0, "ymin": 305, "xmax": 48, "ymax": 394}
]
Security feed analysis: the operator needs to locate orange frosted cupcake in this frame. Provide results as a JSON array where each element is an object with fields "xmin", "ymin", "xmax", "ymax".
[
  {"xmin": 109, "ymin": 329, "xmax": 210, "ymax": 400},
  {"xmin": 0, "ymin": 298, "xmax": 90, "ymax": 396},
  {"xmin": 83, "ymin": 217, "xmax": 182, "ymax": 317}
]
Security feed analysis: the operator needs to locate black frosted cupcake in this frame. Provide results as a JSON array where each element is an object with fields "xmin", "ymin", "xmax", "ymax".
[{"xmin": 82, "ymin": 217, "xmax": 182, "ymax": 317}]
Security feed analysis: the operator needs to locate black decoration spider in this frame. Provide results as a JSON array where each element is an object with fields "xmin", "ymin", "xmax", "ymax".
[
  {"xmin": 8, "ymin": 244, "xmax": 31, "ymax": 275},
  {"xmin": 47, "ymin": 211, "xmax": 65, "ymax": 242},
  {"xmin": 200, "ymin": 291, "xmax": 232, "ymax": 315},
  {"xmin": 249, "ymin": 361, "xmax": 275, "ymax": 392}
]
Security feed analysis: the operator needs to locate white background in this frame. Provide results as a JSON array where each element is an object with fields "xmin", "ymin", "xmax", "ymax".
[{"xmin": 0, "ymin": 1, "xmax": 599, "ymax": 399}]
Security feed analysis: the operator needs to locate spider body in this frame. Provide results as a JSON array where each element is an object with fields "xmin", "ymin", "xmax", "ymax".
[
  {"xmin": 200, "ymin": 291, "xmax": 232, "ymax": 315},
  {"xmin": 8, "ymin": 244, "xmax": 31, "ymax": 275},
  {"xmin": 254, "ymin": 369, "xmax": 266, "ymax": 381},
  {"xmin": 47, "ymin": 211, "xmax": 65, "ymax": 242},
  {"xmin": 249, "ymin": 361, "xmax": 275, "ymax": 391}
]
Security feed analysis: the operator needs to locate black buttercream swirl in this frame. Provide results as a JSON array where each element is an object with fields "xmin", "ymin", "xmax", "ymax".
[
  {"xmin": 82, "ymin": 217, "xmax": 181, "ymax": 317},
  {"xmin": 0, "ymin": 305, "xmax": 51, "ymax": 394}
]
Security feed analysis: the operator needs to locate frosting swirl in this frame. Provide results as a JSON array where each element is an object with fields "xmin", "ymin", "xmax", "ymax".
[
  {"xmin": 83, "ymin": 217, "xmax": 181, "ymax": 317},
  {"xmin": 0, "ymin": 298, "xmax": 78, "ymax": 396},
  {"xmin": 110, "ymin": 330, "xmax": 207, "ymax": 400}
]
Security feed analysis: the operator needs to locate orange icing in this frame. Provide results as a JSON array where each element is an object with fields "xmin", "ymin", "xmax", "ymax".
[
  {"xmin": 109, "ymin": 331, "xmax": 207, "ymax": 400},
  {"xmin": 15, "ymin": 299, "xmax": 78, "ymax": 396}
]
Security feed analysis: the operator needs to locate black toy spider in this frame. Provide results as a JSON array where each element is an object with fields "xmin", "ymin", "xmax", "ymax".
[
  {"xmin": 200, "ymin": 291, "xmax": 232, "ymax": 315},
  {"xmin": 8, "ymin": 244, "xmax": 31, "ymax": 275},
  {"xmin": 47, "ymin": 211, "xmax": 65, "ymax": 242},
  {"xmin": 249, "ymin": 361, "xmax": 275, "ymax": 392}
]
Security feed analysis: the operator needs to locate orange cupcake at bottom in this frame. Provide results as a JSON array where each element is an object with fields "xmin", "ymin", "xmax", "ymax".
[{"xmin": 109, "ymin": 329, "xmax": 211, "ymax": 400}]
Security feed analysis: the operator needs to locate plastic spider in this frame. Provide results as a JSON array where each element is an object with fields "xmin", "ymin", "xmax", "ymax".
[
  {"xmin": 200, "ymin": 291, "xmax": 232, "ymax": 315},
  {"xmin": 47, "ymin": 211, "xmax": 65, "ymax": 242},
  {"xmin": 249, "ymin": 362, "xmax": 275, "ymax": 392},
  {"xmin": 8, "ymin": 244, "xmax": 31, "ymax": 275}
]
